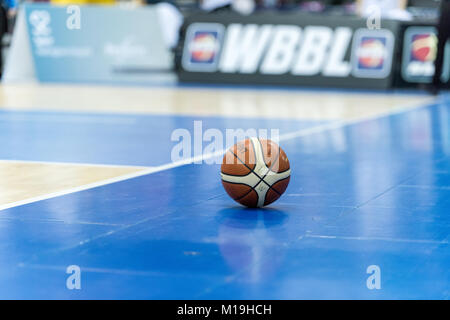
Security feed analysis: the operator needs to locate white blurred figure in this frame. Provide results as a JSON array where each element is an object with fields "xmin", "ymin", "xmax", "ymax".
[
  {"xmin": 155, "ymin": 2, "xmax": 184, "ymax": 49},
  {"xmin": 357, "ymin": 0, "xmax": 413, "ymax": 21},
  {"xmin": 232, "ymin": 0, "xmax": 255, "ymax": 15},
  {"xmin": 200, "ymin": 0, "xmax": 233, "ymax": 11},
  {"xmin": 201, "ymin": 0, "xmax": 255, "ymax": 15}
]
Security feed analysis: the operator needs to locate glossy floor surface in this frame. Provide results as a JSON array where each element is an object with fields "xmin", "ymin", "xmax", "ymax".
[{"xmin": 0, "ymin": 84, "xmax": 448, "ymax": 299}]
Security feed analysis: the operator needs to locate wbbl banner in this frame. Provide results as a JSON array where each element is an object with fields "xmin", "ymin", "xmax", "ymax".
[
  {"xmin": 24, "ymin": 4, "xmax": 174, "ymax": 84},
  {"xmin": 177, "ymin": 13, "xmax": 400, "ymax": 89}
]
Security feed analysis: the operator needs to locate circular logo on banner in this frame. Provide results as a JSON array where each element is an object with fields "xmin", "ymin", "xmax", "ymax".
[
  {"xmin": 357, "ymin": 38, "xmax": 386, "ymax": 69},
  {"xmin": 189, "ymin": 33, "xmax": 218, "ymax": 63},
  {"xmin": 411, "ymin": 34, "xmax": 437, "ymax": 62}
]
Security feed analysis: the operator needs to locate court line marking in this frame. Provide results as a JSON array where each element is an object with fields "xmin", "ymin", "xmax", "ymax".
[
  {"xmin": 0, "ymin": 159, "xmax": 150, "ymax": 169},
  {"xmin": 303, "ymin": 234, "xmax": 448, "ymax": 245},
  {"xmin": 0, "ymin": 153, "xmax": 224, "ymax": 212},
  {"xmin": 0, "ymin": 100, "xmax": 435, "ymax": 212}
]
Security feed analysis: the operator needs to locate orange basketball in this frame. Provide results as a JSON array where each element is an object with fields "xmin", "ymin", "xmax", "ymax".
[{"xmin": 221, "ymin": 138, "xmax": 290, "ymax": 208}]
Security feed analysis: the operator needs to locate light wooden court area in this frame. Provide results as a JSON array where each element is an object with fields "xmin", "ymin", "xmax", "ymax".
[
  {"xmin": 0, "ymin": 83, "xmax": 434, "ymax": 211},
  {"xmin": 0, "ymin": 83, "xmax": 433, "ymax": 119}
]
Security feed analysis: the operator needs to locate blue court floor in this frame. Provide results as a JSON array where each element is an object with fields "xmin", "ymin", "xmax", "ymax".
[{"xmin": 0, "ymin": 95, "xmax": 449, "ymax": 299}]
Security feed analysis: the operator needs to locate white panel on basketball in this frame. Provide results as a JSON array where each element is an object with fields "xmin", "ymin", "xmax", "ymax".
[{"xmin": 250, "ymin": 137, "xmax": 271, "ymax": 207}]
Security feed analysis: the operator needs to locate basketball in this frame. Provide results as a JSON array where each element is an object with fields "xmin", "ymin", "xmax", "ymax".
[{"xmin": 221, "ymin": 138, "xmax": 291, "ymax": 207}]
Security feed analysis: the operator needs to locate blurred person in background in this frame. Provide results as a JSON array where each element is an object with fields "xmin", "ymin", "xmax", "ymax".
[
  {"xmin": 50, "ymin": 0, "xmax": 116, "ymax": 4},
  {"xmin": 199, "ymin": 0, "xmax": 331, "ymax": 13},
  {"xmin": 431, "ymin": 0, "xmax": 450, "ymax": 94},
  {"xmin": 145, "ymin": 0, "xmax": 183, "ymax": 49},
  {"xmin": 2, "ymin": 0, "xmax": 16, "ymax": 18},
  {"xmin": 356, "ymin": 0, "xmax": 412, "ymax": 20},
  {"xmin": 199, "ymin": 0, "xmax": 232, "ymax": 11},
  {"xmin": 198, "ymin": 0, "xmax": 355, "ymax": 14},
  {"xmin": 199, "ymin": 0, "xmax": 255, "ymax": 14},
  {"xmin": 257, "ymin": 0, "xmax": 354, "ymax": 13},
  {"xmin": 0, "ymin": 0, "xmax": 17, "ymax": 77}
]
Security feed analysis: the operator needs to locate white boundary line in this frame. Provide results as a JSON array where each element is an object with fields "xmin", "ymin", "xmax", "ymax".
[
  {"xmin": 0, "ymin": 100, "xmax": 434, "ymax": 212},
  {"xmin": 0, "ymin": 150, "xmax": 225, "ymax": 212},
  {"xmin": 0, "ymin": 159, "xmax": 149, "ymax": 169}
]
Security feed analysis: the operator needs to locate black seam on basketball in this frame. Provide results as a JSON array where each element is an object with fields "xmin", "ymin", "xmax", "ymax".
[
  {"xmin": 236, "ymin": 184, "xmax": 260, "ymax": 202},
  {"xmin": 249, "ymin": 182, "xmax": 262, "ymax": 207},
  {"xmin": 258, "ymin": 139, "xmax": 281, "ymax": 204},
  {"xmin": 275, "ymin": 168, "xmax": 291, "ymax": 174},
  {"xmin": 259, "ymin": 139, "xmax": 280, "ymax": 172},
  {"xmin": 249, "ymin": 138, "xmax": 275, "ymax": 191},
  {"xmin": 262, "ymin": 139, "xmax": 281, "ymax": 173},
  {"xmin": 230, "ymin": 149, "xmax": 263, "ymax": 180},
  {"xmin": 270, "ymin": 176, "xmax": 290, "ymax": 190},
  {"xmin": 226, "ymin": 181, "xmax": 261, "ymax": 205},
  {"xmin": 221, "ymin": 180, "xmax": 253, "ymax": 186},
  {"xmin": 263, "ymin": 187, "xmax": 280, "ymax": 205},
  {"xmin": 272, "ymin": 175, "xmax": 290, "ymax": 183},
  {"xmin": 265, "ymin": 174, "xmax": 291, "ymax": 196},
  {"xmin": 221, "ymin": 166, "xmax": 263, "ymax": 202},
  {"xmin": 266, "ymin": 181, "xmax": 282, "ymax": 196},
  {"xmin": 222, "ymin": 180, "xmax": 257, "ymax": 202},
  {"xmin": 255, "ymin": 138, "xmax": 283, "ymax": 196},
  {"xmin": 224, "ymin": 175, "xmax": 264, "ymax": 204},
  {"xmin": 220, "ymin": 171, "xmax": 254, "ymax": 178},
  {"xmin": 221, "ymin": 151, "xmax": 253, "ymax": 176},
  {"xmin": 269, "ymin": 176, "xmax": 291, "ymax": 198}
]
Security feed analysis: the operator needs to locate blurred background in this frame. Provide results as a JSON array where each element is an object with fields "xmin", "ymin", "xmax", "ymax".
[{"xmin": 0, "ymin": 0, "xmax": 448, "ymax": 90}]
